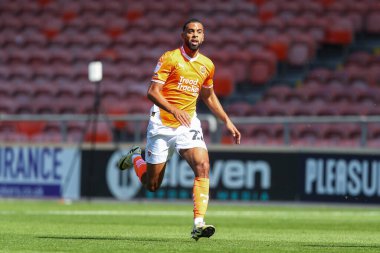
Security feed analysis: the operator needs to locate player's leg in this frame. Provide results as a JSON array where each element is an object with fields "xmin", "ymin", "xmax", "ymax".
[
  {"xmin": 179, "ymin": 147, "xmax": 215, "ymax": 240},
  {"xmin": 117, "ymin": 147, "xmax": 168, "ymax": 192}
]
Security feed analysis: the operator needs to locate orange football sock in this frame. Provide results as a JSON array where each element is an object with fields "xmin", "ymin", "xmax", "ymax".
[
  {"xmin": 193, "ymin": 177, "xmax": 210, "ymax": 222},
  {"xmin": 133, "ymin": 156, "xmax": 147, "ymax": 182}
]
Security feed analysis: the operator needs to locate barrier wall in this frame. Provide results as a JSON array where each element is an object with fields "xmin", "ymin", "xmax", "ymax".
[
  {"xmin": 0, "ymin": 146, "xmax": 80, "ymax": 199},
  {"xmin": 1, "ymin": 145, "xmax": 379, "ymax": 203}
]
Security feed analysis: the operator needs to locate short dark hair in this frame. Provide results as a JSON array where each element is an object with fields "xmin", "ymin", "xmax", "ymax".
[{"xmin": 182, "ymin": 18, "xmax": 203, "ymax": 31}]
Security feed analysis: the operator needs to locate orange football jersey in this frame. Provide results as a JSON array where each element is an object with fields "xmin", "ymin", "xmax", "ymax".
[{"xmin": 151, "ymin": 46, "xmax": 215, "ymax": 128}]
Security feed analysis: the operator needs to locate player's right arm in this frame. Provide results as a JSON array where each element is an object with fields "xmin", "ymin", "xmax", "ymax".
[{"xmin": 147, "ymin": 82, "xmax": 191, "ymax": 127}]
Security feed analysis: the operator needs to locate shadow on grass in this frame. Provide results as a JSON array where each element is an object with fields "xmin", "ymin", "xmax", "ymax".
[
  {"xmin": 304, "ymin": 244, "xmax": 380, "ymax": 249},
  {"xmin": 37, "ymin": 235, "xmax": 192, "ymax": 243}
]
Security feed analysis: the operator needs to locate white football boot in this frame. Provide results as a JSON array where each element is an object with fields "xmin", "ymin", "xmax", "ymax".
[{"xmin": 117, "ymin": 146, "xmax": 142, "ymax": 170}]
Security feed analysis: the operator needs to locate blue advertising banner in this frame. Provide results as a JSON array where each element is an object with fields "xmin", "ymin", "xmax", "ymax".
[{"xmin": 0, "ymin": 146, "xmax": 81, "ymax": 199}]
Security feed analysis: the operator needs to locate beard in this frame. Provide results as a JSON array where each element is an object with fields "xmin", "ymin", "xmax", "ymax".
[{"xmin": 186, "ymin": 40, "xmax": 202, "ymax": 51}]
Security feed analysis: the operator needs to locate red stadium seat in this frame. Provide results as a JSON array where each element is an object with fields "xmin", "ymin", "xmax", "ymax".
[
  {"xmin": 84, "ymin": 121, "xmax": 113, "ymax": 143},
  {"xmin": 16, "ymin": 121, "xmax": 46, "ymax": 137},
  {"xmin": 213, "ymin": 68, "xmax": 235, "ymax": 98},
  {"xmin": 249, "ymin": 50, "xmax": 277, "ymax": 85},
  {"xmin": 258, "ymin": 2, "xmax": 278, "ymax": 22},
  {"xmin": 324, "ymin": 16, "xmax": 354, "ymax": 45},
  {"xmin": 266, "ymin": 34, "xmax": 291, "ymax": 61}
]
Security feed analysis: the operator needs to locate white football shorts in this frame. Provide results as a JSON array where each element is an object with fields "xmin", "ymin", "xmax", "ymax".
[{"xmin": 145, "ymin": 105, "xmax": 207, "ymax": 164}]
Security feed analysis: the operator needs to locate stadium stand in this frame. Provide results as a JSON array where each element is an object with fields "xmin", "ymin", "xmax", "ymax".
[{"xmin": 0, "ymin": 0, "xmax": 379, "ymax": 146}]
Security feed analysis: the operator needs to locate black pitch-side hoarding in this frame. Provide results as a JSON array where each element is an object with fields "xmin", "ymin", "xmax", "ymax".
[{"xmin": 81, "ymin": 148, "xmax": 380, "ymax": 204}]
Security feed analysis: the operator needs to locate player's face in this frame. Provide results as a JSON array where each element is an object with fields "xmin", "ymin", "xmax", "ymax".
[{"xmin": 182, "ymin": 22, "xmax": 204, "ymax": 51}]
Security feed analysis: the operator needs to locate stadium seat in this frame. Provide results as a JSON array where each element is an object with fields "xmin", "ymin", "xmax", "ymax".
[
  {"xmin": 287, "ymin": 34, "xmax": 316, "ymax": 66},
  {"xmin": 246, "ymin": 33, "xmax": 267, "ymax": 53},
  {"xmin": 320, "ymin": 123, "xmax": 346, "ymax": 141},
  {"xmin": 262, "ymin": 85, "xmax": 293, "ymax": 103},
  {"xmin": 0, "ymin": 132, "xmax": 29, "ymax": 143},
  {"xmin": 30, "ymin": 132, "xmax": 63, "ymax": 143},
  {"xmin": 213, "ymin": 68, "xmax": 235, "ymax": 98},
  {"xmin": 0, "ymin": 98, "xmax": 17, "ymax": 114},
  {"xmin": 229, "ymin": 51, "xmax": 252, "ymax": 83},
  {"xmin": 84, "ymin": 121, "xmax": 113, "ymax": 143},
  {"xmin": 258, "ymin": 2, "xmax": 278, "ymax": 22},
  {"xmin": 326, "ymin": 84, "xmax": 353, "ymax": 103},
  {"xmin": 16, "ymin": 121, "xmax": 46, "ymax": 137},
  {"xmin": 266, "ymin": 34, "xmax": 290, "ymax": 61},
  {"xmin": 367, "ymin": 138, "xmax": 380, "ymax": 148},
  {"xmin": 291, "ymin": 124, "xmax": 321, "ymax": 143},
  {"xmin": 225, "ymin": 102, "xmax": 253, "ymax": 117},
  {"xmin": 306, "ymin": 68, "xmax": 333, "ymax": 83},
  {"xmin": 262, "ymin": 18, "xmax": 284, "ymax": 37},
  {"xmin": 246, "ymin": 124, "xmax": 273, "ymax": 144},
  {"xmin": 297, "ymin": 82, "xmax": 326, "ymax": 103},
  {"xmin": 8, "ymin": 65, "xmax": 33, "ymax": 81},
  {"xmin": 263, "ymin": 101, "xmax": 288, "ymax": 116},
  {"xmin": 55, "ymin": 85, "xmax": 78, "ymax": 99},
  {"xmin": 326, "ymin": 2, "xmax": 347, "ymax": 16},
  {"xmin": 245, "ymin": 102, "xmax": 266, "ymax": 117},
  {"xmin": 11, "ymin": 84, "xmax": 33, "ymax": 101},
  {"xmin": 345, "ymin": 51, "xmax": 372, "ymax": 68},
  {"xmin": 249, "ymin": 50, "xmax": 277, "ymax": 85},
  {"xmin": 305, "ymin": 18, "xmax": 327, "ymax": 42},
  {"xmin": 278, "ymin": 1, "xmax": 302, "ymax": 20},
  {"xmin": 291, "ymin": 102, "xmax": 313, "ymax": 116},
  {"xmin": 366, "ymin": 3, "xmax": 380, "ymax": 34},
  {"xmin": 0, "ymin": 85, "xmax": 12, "ymax": 100},
  {"xmin": 33, "ymin": 84, "xmax": 57, "ymax": 99},
  {"xmin": 324, "ymin": 16, "xmax": 354, "ymax": 45},
  {"xmin": 312, "ymin": 102, "xmax": 337, "ymax": 116},
  {"xmin": 367, "ymin": 65, "xmax": 380, "ymax": 86},
  {"xmin": 284, "ymin": 89, "xmax": 305, "ymax": 104},
  {"xmin": 299, "ymin": 2, "xmax": 323, "ymax": 18}
]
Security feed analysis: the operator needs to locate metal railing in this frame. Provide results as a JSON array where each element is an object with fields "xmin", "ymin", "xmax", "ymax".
[
  {"xmin": 230, "ymin": 115, "xmax": 380, "ymax": 146},
  {"xmin": 0, "ymin": 113, "xmax": 218, "ymax": 143},
  {"xmin": 1, "ymin": 114, "xmax": 380, "ymax": 146}
]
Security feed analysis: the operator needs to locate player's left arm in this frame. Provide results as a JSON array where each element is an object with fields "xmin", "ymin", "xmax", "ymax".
[{"xmin": 200, "ymin": 87, "xmax": 241, "ymax": 144}]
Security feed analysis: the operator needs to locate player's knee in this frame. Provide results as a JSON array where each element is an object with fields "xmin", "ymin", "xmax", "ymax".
[
  {"xmin": 146, "ymin": 182, "xmax": 160, "ymax": 192},
  {"xmin": 194, "ymin": 161, "xmax": 210, "ymax": 177}
]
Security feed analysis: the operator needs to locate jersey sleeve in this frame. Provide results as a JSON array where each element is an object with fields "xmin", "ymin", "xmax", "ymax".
[
  {"xmin": 151, "ymin": 51, "xmax": 173, "ymax": 84},
  {"xmin": 202, "ymin": 62, "xmax": 215, "ymax": 88}
]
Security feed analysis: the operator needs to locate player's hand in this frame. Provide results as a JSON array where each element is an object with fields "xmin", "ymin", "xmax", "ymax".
[
  {"xmin": 172, "ymin": 108, "xmax": 191, "ymax": 127},
  {"xmin": 226, "ymin": 120, "xmax": 241, "ymax": 144}
]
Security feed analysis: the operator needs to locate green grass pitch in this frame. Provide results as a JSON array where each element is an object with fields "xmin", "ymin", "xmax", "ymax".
[{"xmin": 0, "ymin": 199, "xmax": 379, "ymax": 253}]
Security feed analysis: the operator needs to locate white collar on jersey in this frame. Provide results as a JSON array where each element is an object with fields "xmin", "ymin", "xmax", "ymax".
[{"xmin": 180, "ymin": 46, "xmax": 199, "ymax": 62}]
